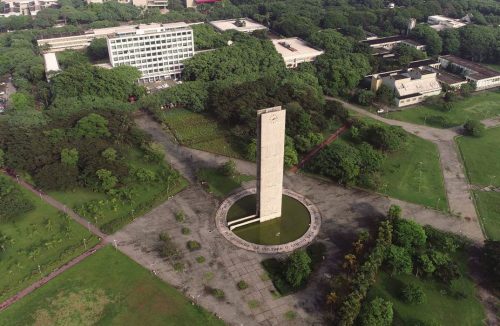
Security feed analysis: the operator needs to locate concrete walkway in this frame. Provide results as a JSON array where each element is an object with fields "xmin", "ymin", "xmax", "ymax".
[
  {"xmin": 327, "ymin": 97, "xmax": 483, "ymax": 237},
  {"xmin": 136, "ymin": 114, "xmax": 485, "ymax": 243}
]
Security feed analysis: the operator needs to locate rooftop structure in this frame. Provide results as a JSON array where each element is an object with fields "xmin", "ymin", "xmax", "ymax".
[
  {"xmin": 209, "ymin": 18, "xmax": 267, "ymax": 33},
  {"xmin": 427, "ymin": 15, "xmax": 467, "ymax": 31},
  {"xmin": 42, "ymin": 52, "xmax": 60, "ymax": 81},
  {"xmin": 271, "ymin": 37, "xmax": 324, "ymax": 69},
  {"xmin": 361, "ymin": 35, "xmax": 426, "ymax": 51},
  {"xmin": 438, "ymin": 55, "xmax": 500, "ymax": 90}
]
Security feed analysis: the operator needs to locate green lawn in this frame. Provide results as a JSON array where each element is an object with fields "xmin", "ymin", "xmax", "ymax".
[
  {"xmin": 0, "ymin": 246, "xmax": 224, "ymax": 326},
  {"xmin": 368, "ymin": 257, "xmax": 484, "ymax": 325},
  {"xmin": 0, "ymin": 178, "xmax": 99, "ymax": 302},
  {"xmin": 473, "ymin": 191, "xmax": 500, "ymax": 240},
  {"xmin": 485, "ymin": 63, "xmax": 500, "ymax": 72},
  {"xmin": 197, "ymin": 167, "xmax": 254, "ymax": 198},
  {"xmin": 50, "ymin": 148, "xmax": 188, "ymax": 234},
  {"xmin": 387, "ymin": 91, "xmax": 500, "ymax": 128},
  {"xmin": 456, "ymin": 127, "xmax": 500, "ymax": 187},
  {"xmin": 159, "ymin": 108, "xmax": 244, "ymax": 159},
  {"xmin": 340, "ymin": 112, "xmax": 448, "ymax": 210},
  {"xmin": 378, "ymin": 134, "xmax": 448, "ymax": 210}
]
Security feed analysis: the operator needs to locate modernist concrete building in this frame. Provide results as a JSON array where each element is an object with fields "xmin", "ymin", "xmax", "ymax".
[
  {"xmin": 256, "ymin": 107, "xmax": 286, "ymax": 222},
  {"xmin": 38, "ymin": 23, "xmax": 195, "ymax": 82},
  {"xmin": 1, "ymin": 0, "xmax": 57, "ymax": 16},
  {"xmin": 361, "ymin": 35, "xmax": 426, "ymax": 52},
  {"xmin": 272, "ymin": 38, "xmax": 324, "ymax": 69},
  {"xmin": 209, "ymin": 18, "xmax": 267, "ymax": 33},
  {"xmin": 438, "ymin": 55, "xmax": 500, "ymax": 90},
  {"xmin": 427, "ymin": 15, "xmax": 467, "ymax": 31},
  {"xmin": 107, "ymin": 23, "xmax": 194, "ymax": 82},
  {"xmin": 372, "ymin": 68, "xmax": 442, "ymax": 107}
]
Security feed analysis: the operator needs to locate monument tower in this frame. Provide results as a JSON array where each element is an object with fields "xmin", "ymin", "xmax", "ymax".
[{"xmin": 256, "ymin": 106, "xmax": 286, "ymax": 222}]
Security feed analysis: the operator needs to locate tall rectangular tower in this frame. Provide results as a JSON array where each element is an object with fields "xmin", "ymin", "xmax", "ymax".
[{"xmin": 256, "ymin": 106, "xmax": 286, "ymax": 222}]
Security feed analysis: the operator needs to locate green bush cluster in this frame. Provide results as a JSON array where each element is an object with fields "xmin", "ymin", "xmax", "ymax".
[
  {"xmin": 0, "ymin": 176, "xmax": 35, "ymax": 223},
  {"xmin": 186, "ymin": 240, "xmax": 201, "ymax": 251}
]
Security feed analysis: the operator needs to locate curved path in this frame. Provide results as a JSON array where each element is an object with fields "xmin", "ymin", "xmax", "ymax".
[{"xmin": 326, "ymin": 97, "xmax": 483, "ymax": 240}]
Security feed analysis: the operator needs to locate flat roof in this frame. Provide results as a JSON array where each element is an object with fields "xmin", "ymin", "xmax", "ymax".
[
  {"xmin": 271, "ymin": 37, "xmax": 324, "ymax": 61},
  {"xmin": 408, "ymin": 58, "xmax": 439, "ymax": 68},
  {"xmin": 43, "ymin": 52, "xmax": 60, "ymax": 72},
  {"xmin": 440, "ymin": 55, "xmax": 500, "ymax": 80},
  {"xmin": 436, "ymin": 69, "xmax": 467, "ymax": 84},
  {"xmin": 209, "ymin": 18, "xmax": 267, "ymax": 33},
  {"xmin": 361, "ymin": 35, "xmax": 404, "ymax": 45}
]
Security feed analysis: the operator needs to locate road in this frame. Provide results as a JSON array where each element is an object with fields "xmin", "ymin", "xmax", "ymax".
[{"xmin": 327, "ymin": 97, "xmax": 483, "ymax": 235}]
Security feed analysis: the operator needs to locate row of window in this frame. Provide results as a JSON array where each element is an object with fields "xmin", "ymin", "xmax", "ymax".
[
  {"xmin": 112, "ymin": 52, "xmax": 192, "ymax": 63},
  {"xmin": 111, "ymin": 45, "xmax": 192, "ymax": 55},
  {"xmin": 110, "ymin": 31, "xmax": 191, "ymax": 44},
  {"xmin": 110, "ymin": 38, "xmax": 192, "ymax": 49}
]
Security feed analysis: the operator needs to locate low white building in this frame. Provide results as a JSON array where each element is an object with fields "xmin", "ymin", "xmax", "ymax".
[
  {"xmin": 373, "ymin": 68, "xmax": 442, "ymax": 107},
  {"xmin": 271, "ymin": 37, "xmax": 324, "ymax": 69},
  {"xmin": 361, "ymin": 35, "xmax": 426, "ymax": 51},
  {"xmin": 427, "ymin": 15, "xmax": 467, "ymax": 31},
  {"xmin": 42, "ymin": 52, "xmax": 60, "ymax": 81},
  {"xmin": 209, "ymin": 18, "xmax": 267, "ymax": 33},
  {"xmin": 438, "ymin": 55, "xmax": 500, "ymax": 91},
  {"xmin": 107, "ymin": 23, "xmax": 194, "ymax": 82}
]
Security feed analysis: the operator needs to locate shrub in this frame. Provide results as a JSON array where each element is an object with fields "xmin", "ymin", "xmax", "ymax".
[
  {"xmin": 393, "ymin": 219, "xmax": 427, "ymax": 251},
  {"xmin": 174, "ymin": 211, "xmax": 185, "ymax": 222},
  {"xmin": 401, "ymin": 283, "xmax": 426, "ymax": 304},
  {"xmin": 173, "ymin": 262, "xmax": 185, "ymax": 272},
  {"xmin": 385, "ymin": 245, "xmax": 413, "ymax": 275},
  {"xmin": 285, "ymin": 250, "xmax": 312, "ymax": 288},
  {"xmin": 237, "ymin": 280, "xmax": 249, "ymax": 290},
  {"xmin": 158, "ymin": 232, "xmax": 182, "ymax": 260},
  {"xmin": 186, "ymin": 240, "xmax": 201, "ymax": 251},
  {"xmin": 211, "ymin": 288, "xmax": 225, "ymax": 300},
  {"xmin": 387, "ymin": 205, "xmax": 402, "ymax": 219},
  {"xmin": 195, "ymin": 256, "xmax": 205, "ymax": 263},
  {"xmin": 219, "ymin": 160, "xmax": 236, "ymax": 177},
  {"xmin": 359, "ymin": 297, "xmax": 393, "ymax": 326},
  {"xmin": 247, "ymin": 300, "xmax": 260, "ymax": 309},
  {"xmin": 181, "ymin": 227, "xmax": 191, "ymax": 235},
  {"xmin": 463, "ymin": 119, "xmax": 485, "ymax": 137},
  {"xmin": 284, "ymin": 310, "xmax": 297, "ymax": 320}
]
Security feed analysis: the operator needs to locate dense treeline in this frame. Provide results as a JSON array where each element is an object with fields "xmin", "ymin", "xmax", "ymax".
[{"xmin": 0, "ymin": 175, "xmax": 35, "ymax": 222}]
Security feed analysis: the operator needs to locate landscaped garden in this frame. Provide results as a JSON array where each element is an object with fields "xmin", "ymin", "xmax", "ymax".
[
  {"xmin": 325, "ymin": 206, "xmax": 485, "ymax": 325},
  {"xmin": 0, "ymin": 246, "xmax": 224, "ymax": 326},
  {"xmin": 0, "ymin": 175, "xmax": 99, "ymax": 302},
  {"xmin": 386, "ymin": 91, "xmax": 500, "ymax": 128},
  {"xmin": 158, "ymin": 108, "xmax": 244, "ymax": 158}
]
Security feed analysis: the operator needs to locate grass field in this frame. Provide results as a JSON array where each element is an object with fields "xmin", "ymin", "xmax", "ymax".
[
  {"xmin": 0, "ymin": 177, "xmax": 99, "ymax": 302},
  {"xmin": 368, "ymin": 256, "xmax": 484, "ymax": 325},
  {"xmin": 485, "ymin": 63, "xmax": 500, "ymax": 72},
  {"xmin": 378, "ymin": 134, "xmax": 448, "ymax": 210},
  {"xmin": 473, "ymin": 191, "xmax": 500, "ymax": 240},
  {"xmin": 456, "ymin": 127, "xmax": 500, "ymax": 187},
  {"xmin": 159, "ymin": 109, "xmax": 244, "ymax": 158},
  {"xmin": 387, "ymin": 91, "xmax": 500, "ymax": 128},
  {"xmin": 197, "ymin": 167, "xmax": 254, "ymax": 198},
  {"xmin": 340, "ymin": 112, "xmax": 448, "ymax": 210},
  {"xmin": 0, "ymin": 246, "xmax": 224, "ymax": 326},
  {"xmin": 50, "ymin": 148, "xmax": 188, "ymax": 233}
]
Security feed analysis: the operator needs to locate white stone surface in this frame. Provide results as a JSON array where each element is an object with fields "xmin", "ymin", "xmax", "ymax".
[{"xmin": 256, "ymin": 107, "xmax": 286, "ymax": 222}]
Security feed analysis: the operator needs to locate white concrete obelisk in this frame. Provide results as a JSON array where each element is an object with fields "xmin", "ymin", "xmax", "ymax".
[{"xmin": 256, "ymin": 106, "xmax": 286, "ymax": 222}]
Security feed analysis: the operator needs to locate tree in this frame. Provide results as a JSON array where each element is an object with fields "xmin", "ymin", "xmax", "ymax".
[
  {"xmin": 61, "ymin": 148, "xmax": 79, "ymax": 166},
  {"xmin": 416, "ymin": 253, "xmax": 436, "ymax": 275},
  {"xmin": 386, "ymin": 245, "xmax": 413, "ymax": 275},
  {"xmin": 307, "ymin": 142, "xmax": 361, "ymax": 185},
  {"xmin": 356, "ymin": 90, "xmax": 375, "ymax": 106},
  {"xmin": 86, "ymin": 38, "xmax": 109, "ymax": 61},
  {"xmin": 387, "ymin": 205, "xmax": 402, "ymax": 219},
  {"xmin": 75, "ymin": 113, "xmax": 111, "ymax": 138},
  {"xmin": 410, "ymin": 25, "xmax": 442, "ymax": 56},
  {"xmin": 9, "ymin": 92, "xmax": 34, "ymax": 111},
  {"xmin": 359, "ymin": 297, "xmax": 393, "ymax": 326},
  {"xmin": 434, "ymin": 261, "xmax": 461, "ymax": 285},
  {"xmin": 0, "ymin": 148, "xmax": 4, "ymax": 168},
  {"xmin": 284, "ymin": 136, "xmax": 299, "ymax": 168},
  {"xmin": 102, "ymin": 147, "xmax": 117, "ymax": 161},
  {"xmin": 0, "ymin": 175, "xmax": 35, "ymax": 222},
  {"xmin": 401, "ymin": 283, "xmax": 426, "ymax": 304},
  {"xmin": 440, "ymin": 29, "xmax": 460, "ymax": 54},
  {"xmin": 362, "ymin": 125, "xmax": 407, "ymax": 152},
  {"xmin": 96, "ymin": 168, "xmax": 117, "ymax": 191},
  {"xmin": 285, "ymin": 250, "xmax": 312, "ymax": 288},
  {"xmin": 463, "ymin": 119, "xmax": 485, "ymax": 137},
  {"xmin": 393, "ymin": 219, "xmax": 427, "ymax": 250}
]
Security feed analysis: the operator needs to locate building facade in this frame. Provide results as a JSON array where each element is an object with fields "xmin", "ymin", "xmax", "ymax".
[
  {"xmin": 1, "ymin": 0, "xmax": 57, "ymax": 16},
  {"xmin": 271, "ymin": 37, "xmax": 324, "ymax": 69},
  {"xmin": 107, "ymin": 23, "xmax": 195, "ymax": 82},
  {"xmin": 438, "ymin": 55, "xmax": 500, "ymax": 91}
]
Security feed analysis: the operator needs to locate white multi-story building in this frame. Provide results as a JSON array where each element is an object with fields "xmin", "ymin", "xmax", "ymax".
[
  {"xmin": 1, "ymin": 0, "xmax": 57, "ymax": 16},
  {"xmin": 107, "ymin": 23, "xmax": 194, "ymax": 82}
]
